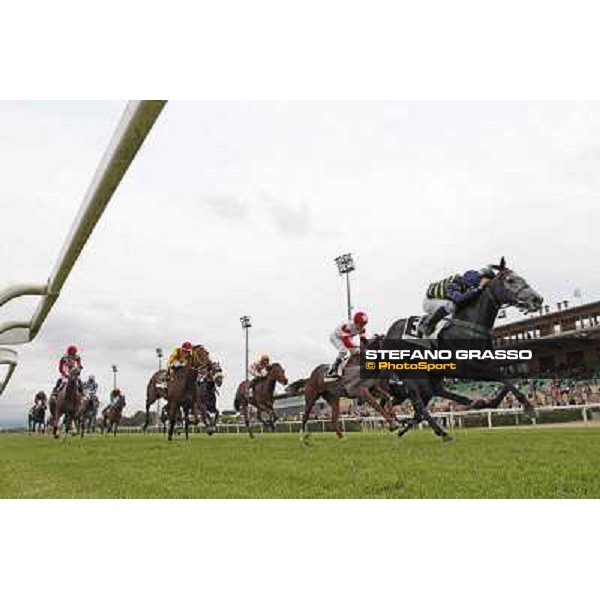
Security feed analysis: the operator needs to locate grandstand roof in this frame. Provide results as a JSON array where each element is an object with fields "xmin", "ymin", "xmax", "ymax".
[{"xmin": 493, "ymin": 299, "xmax": 600, "ymax": 339}]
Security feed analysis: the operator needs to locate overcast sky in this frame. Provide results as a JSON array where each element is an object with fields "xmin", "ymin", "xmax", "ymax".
[{"xmin": 1, "ymin": 101, "xmax": 598, "ymax": 425}]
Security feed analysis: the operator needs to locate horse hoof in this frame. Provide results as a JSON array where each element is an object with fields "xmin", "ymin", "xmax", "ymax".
[{"xmin": 442, "ymin": 434, "xmax": 455, "ymax": 444}]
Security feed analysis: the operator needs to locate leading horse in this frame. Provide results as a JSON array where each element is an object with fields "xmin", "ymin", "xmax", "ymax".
[{"xmin": 383, "ymin": 257, "xmax": 544, "ymax": 439}]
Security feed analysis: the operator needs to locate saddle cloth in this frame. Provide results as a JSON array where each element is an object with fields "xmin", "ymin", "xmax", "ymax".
[{"xmin": 400, "ymin": 315, "xmax": 450, "ymax": 346}]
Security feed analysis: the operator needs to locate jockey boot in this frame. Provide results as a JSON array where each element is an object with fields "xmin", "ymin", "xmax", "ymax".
[
  {"xmin": 418, "ymin": 306, "xmax": 449, "ymax": 337},
  {"xmin": 326, "ymin": 357, "xmax": 343, "ymax": 379}
]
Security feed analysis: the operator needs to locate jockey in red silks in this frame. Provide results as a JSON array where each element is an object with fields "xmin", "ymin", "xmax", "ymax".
[
  {"xmin": 53, "ymin": 345, "xmax": 84, "ymax": 394},
  {"xmin": 326, "ymin": 311, "xmax": 369, "ymax": 379}
]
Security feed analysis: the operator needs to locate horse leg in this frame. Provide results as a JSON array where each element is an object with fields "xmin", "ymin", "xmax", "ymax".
[
  {"xmin": 410, "ymin": 393, "xmax": 452, "ymax": 441},
  {"xmin": 167, "ymin": 404, "xmax": 177, "ymax": 442},
  {"xmin": 330, "ymin": 395, "xmax": 343, "ymax": 439},
  {"xmin": 269, "ymin": 408, "xmax": 278, "ymax": 431},
  {"xmin": 183, "ymin": 407, "xmax": 190, "ymax": 441},
  {"xmin": 143, "ymin": 399, "xmax": 153, "ymax": 432},
  {"xmin": 491, "ymin": 381, "xmax": 535, "ymax": 418},
  {"xmin": 359, "ymin": 385, "xmax": 399, "ymax": 431},
  {"xmin": 53, "ymin": 409, "xmax": 59, "ymax": 439},
  {"xmin": 240, "ymin": 397, "xmax": 253, "ymax": 439},
  {"xmin": 301, "ymin": 387, "xmax": 318, "ymax": 441},
  {"xmin": 436, "ymin": 386, "xmax": 477, "ymax": 408}
]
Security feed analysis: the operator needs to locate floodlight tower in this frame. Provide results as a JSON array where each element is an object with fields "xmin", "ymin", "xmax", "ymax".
[
  {"xmin": 335, "ymin": 253, "xmax": 356, "ymax": 320},
  {"xmin": 111, "ymin": 364, "xmax": 118, "ymax": 389},
  {"xmin": 240, "ymin": 316, "xmax": 252, "ymax": 382}
]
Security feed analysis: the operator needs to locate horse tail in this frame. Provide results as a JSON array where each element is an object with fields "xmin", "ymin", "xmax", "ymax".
[
  {"xmin": 234, "ymin": 393, "xmax": 241, "ymax": 412},
  {"xmin": 286, "ymin": 378, "xmax": 307, "ymax": 394}
]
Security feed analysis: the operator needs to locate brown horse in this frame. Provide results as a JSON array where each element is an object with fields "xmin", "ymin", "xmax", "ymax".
[
  {"xmin": 234, "ymin": 363, "xmax": 289, "ymax": 438},
  {"xmin": 165, "ymin": 364, "xmax": 199, "ymax": 441},
  {"xmin": 100, "ymin": 396, "xmax": 126, "ymax": 436},
  {"xmin": 143, "ymin": 369, "xmax": 168, "ymax": 431},
  {"xmin": 144, "ymin": 345, "xmax": 210, "ymax": 432},
  {"xmin": 50, "ymin": 367, "xmax": 83, "ymax": 439},
  {"xmin": 297, "ymin": 339, "xmax": 400, "ymax": 439}
]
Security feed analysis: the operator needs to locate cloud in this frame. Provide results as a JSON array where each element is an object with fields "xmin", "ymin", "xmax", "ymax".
[
  {"xmin": 260, "ymin": 193, "xmax": 313, "ymax": 237},
  {"xmin": 198, "ymin": 195, "xmax": 250, "ymax": 223}
]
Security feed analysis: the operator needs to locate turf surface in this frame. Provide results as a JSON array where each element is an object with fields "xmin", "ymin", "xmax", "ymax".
[{"xmin": 1, "ymin": 427, "xmax": 598, "ymax": 498}]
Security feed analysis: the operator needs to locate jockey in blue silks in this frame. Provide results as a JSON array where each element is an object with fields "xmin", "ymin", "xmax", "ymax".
[{"xmin": 418, "ymin": 266, "xmax": 495, "ymax": 336}]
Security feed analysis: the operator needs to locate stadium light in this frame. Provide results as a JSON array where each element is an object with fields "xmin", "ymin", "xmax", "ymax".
[
  {"xmin": 240, "ymin": 316, "xmax": 251, "ymax": 382},
  {"xmin": 111, "ymin": 364, "xmax": 118, "ymax": 389},
  {"xmin": 335, "ymin": 253, "xmax": 356, "ymax": 321}
]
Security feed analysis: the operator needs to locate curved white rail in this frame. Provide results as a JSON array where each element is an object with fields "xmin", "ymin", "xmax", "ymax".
[
  {"xmin": 0, "ymin": 347, "xmax": 18, "ymax": 395},
  {"xmin": 0, "ymin": 100, "xmax": 167, "ymax": 393}
]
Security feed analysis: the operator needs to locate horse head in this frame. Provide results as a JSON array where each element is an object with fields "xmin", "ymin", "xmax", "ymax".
[
  {"xmin": 210, "ymin": 362, "xmax": 224, "ymax": 387},
  {"xmin": 192, "ymin": 345, "xmax": 209, "ymax": 366},
  {"xmin": 489, "ymin": 257, "xmax": 544, "ymax": 314},
  {"xmin": 268, "ymin": 363, "xmax": 289, "ymax": 386},
  {"xmin": 68, "ymin": 366, "xmax": 82, "ymax": 380}
]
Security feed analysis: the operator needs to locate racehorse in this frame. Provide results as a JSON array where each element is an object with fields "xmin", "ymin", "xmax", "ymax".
[
  {"xmin": 383, "ymin": 257, "xmax": 544, "ymax": 439},
  {"xmin": 50, "ymin": 367, "xmax": 83, "ymax": 439},
  {"xmin": 234, "ymin": 362, "xmax": 288, "ymax": 438},
  {"xmin": 143, "ymin": 369, "xmax": 168, "ymax": 431},
  {"xmin": 165, "ymin": 364, "xmax": 199, "ymax": 441},
  {"xmin": 143, "ymin": 345, "xmax": 210, "ymax": 433},
  {"xmin": 99, "ymin": 396, "xmax": 126, "ymax": 436},
  {"xmin": 28, "ymin": 401, "xmax": 47, "ymax": 434},
  {"xmin": 78, "ymin": 393, "xmax": 99, "ymax": 437},
  {"xmin": 294, "ymin": 337, "xmax": 401, "ymax": 440},
  {"xmin": 196, "ymin": 361, "xmax": 223, "ymax": 434}
]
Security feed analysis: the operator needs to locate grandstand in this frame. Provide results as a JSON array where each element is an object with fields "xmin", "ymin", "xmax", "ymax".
[{"xmin": 493, "ymin": 299, "xmax": 600, "ymax": 374}]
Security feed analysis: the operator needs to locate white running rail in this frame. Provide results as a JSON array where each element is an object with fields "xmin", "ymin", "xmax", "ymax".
[{"xmin": 0, "ymin": 100, "xmax": 167, "ymax": 393}]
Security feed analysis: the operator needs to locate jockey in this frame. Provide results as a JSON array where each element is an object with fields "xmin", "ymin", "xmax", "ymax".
[
  {"xmin": 53, "ymin": 345, "xmax": 83, "ymax": 394},
  {"xmin": 249, "ymin": 354, "xmax": 270, "ymax": 379},
  {"xmin": 109, "ymin": 388, "xmax": 123, "ymax": 405},
  {"xmin": 327, "ymin": 311, "xmax": 369, "ymax": 378},
  {"xmin": 83, "ymin": 374, "xmax": 98, "ymax": 397},
  {"xmin": 167, "ymin": 341, "xmax": 194, "ymax": 376},
  {"xmin": 34, "ymin": 391, "xmax": 47, "ymax": 408},
  {"xmin": 249, "ymin": 354, "xmax": 270, "ymax": 393},
  {"xmin": 418, "ymin": 266, "xmax": 495, "ymax": 336}
]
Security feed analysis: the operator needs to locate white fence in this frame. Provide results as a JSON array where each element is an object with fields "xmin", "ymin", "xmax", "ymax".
[
  {"xmin": 0, "ymin": 101, "xmax": 167, "ymax": 394},
  {"xmin": 62, "ymin": 403, "xmax": 600, "ymax": 435}
]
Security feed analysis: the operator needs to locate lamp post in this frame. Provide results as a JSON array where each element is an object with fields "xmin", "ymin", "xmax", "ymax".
[
  {"xmin": 240, "ymin": 316, "xmax": 251, "ymax": 382},
  {"xmin": 155, "ymin": 348, "xmax": 163, "ymax": 427},
  {"xmin": 111, "ymin": 364, "xmax": 118, "ymax": 390},
  {"xmin": 335, "ymin": 253, "xmax": 355, "ymax": 320}
]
